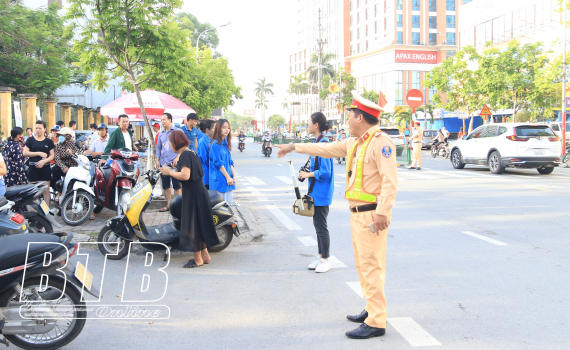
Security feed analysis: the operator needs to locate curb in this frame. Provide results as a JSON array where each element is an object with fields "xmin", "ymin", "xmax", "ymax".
[{"xmin": 233, "ymin": 203, "xmax": 264, "ymax": 245}]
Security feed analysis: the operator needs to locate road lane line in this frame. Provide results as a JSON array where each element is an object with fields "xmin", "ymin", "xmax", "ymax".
[
  {"xmin": 297, "ymin": 236, "xmax": 317, "ymax": 246},
  {"xmin": 328, "ymin": 256, "xmax": 347, "ymax": 268},
  {"xmin": 399, "ymin": 172, "xmax": 436, "ymax": 180},
  {"xmin": 346, "ymin": 282, "xmax": 364, "ymax": 298},
  {"xmin": 266, "ymin": 205, "xmax": 301, "ymax": 230},
  {"xmin": 462, "ymin": 231, "xmax": 508, "ymax": 246},
  {"xmin": 245, "ymin": 177, "xmax": 266, "ymax": 185},
  {"xmin": 428, "ymin": 170, "xmax": 471, "ymax": 178},
  {"xmin": 388, "ymin": 317, "xmax": 442, "ymax": 347},
  {"xmin": 278, "ymin": 164, "xmax": 283, "ymax": 166},
  {"xmin": 258, "ymin": 197, "xmax": 269, "ymax": 201},
  {"xmin": 335, "ymin": 174, "xmax": 347, "ymax": 178},
  {"xmin": 247, "ymin": 187, "xmax": 255, "ymax": 190},
  {"xmin": 275, "ymin": 176, "xmax": 293, "ymax": 184}
]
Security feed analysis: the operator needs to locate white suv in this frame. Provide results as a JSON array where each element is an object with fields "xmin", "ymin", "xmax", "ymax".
[
  {"xmin": 449, "ymin": 123, "xmax": 561, "ymax": 174},
  {"xmin": 380, "ymin": 128, "xmax": 404, "ymax": 146}
]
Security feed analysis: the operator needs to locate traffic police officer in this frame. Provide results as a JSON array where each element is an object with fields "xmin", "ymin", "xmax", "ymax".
[
  {"xmin": 276, "ymin": 91, "xmax": 398, "ymax": 339},
  {"xmin": 409, "ymin": 121, "xmax": 423, "ymax": 170}
]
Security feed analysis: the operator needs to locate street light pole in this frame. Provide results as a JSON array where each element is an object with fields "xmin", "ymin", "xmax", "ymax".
[
  {"xmin": 195, "ymin": 22, "xmax": 231, "ymax": 63},
  {"xmin": 562, "ymin": 0, "xmax": 567, "ymax": 156}
]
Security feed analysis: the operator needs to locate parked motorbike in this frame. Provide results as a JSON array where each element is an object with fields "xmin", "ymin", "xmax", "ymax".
[
  {"xmin": 52, "ymin": 154, "xmax": 96, "ymax": 226},
  {"xmin": 262, "ymin": 136, "xmax": 272, "ymax": 157},
  {"xmin": 97, "ymin": 169, "xmax": 240, "ymax": 260},
  {"xmin": 431, "ymin": 139, "xmax": 449, "ymax": 159},
  {"xmin": 0, "ymin": 232, "xmax": 99, "ymax": 349},
  {"xmin": 238, "ymin": 136, "xmax": 246, "ymax": 152},
  {"xmin": 0, "ymin": 197, "xmax": 28, "ymax": 238},
  {"xmin": 92, "ymin": 149, "xmax": 140, "ymax": 216},
  {"xmin": 5, "ymin": 182, "xmax": 60, "ymax": 233}
]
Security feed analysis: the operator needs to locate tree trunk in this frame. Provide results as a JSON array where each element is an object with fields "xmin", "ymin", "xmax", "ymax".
[
  {"xmin": 132, "ymin": 80, "xmax": 156, "ymax": 170},
  {"xmin": 512, "ymin": 92, "xmax": 518, "ymax": 123},
  {"xmin": 468, "ymin": 112, "xmax": 474, "ymax": 133}
]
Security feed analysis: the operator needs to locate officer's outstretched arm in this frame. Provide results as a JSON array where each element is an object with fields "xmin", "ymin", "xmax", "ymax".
[{"xmin": 289, "ymin": 139, "xmax": 348, "ymax": 159}]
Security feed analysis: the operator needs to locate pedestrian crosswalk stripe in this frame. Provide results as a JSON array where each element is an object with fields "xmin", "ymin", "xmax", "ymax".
[
  {"xmin": 328, "ymin": 256, "xmax": 347, "ymax": 268},
  {"xmin": 428, "ymin": 170, "xmax": 470, "ymax": 178},
  {"xmin": 335, "ymin": 174, "xmax": 347, "ymax": 178},
  {"xmin": 275, "ymin": 176, "xmax": 293, "ymax": 184},
  {"xmin": 346, "ymin": 282, "xmax": 364, "ymax": 298},
  {"xmin": 266, "ymin": 205, "xmax": 301, "ymax": 230},
  {"xmin": 388, "ymin": 317, "xmax": 442, "ymax": 346},
  {"xmin": 399, "ymin": 172, "xmax": 436, "ymax": 180},
  {"xmin": 245, "ymin": 177, "xmax": 266, "ymax": 185},
  {"xmin": 277, "ymin": 164, "xmax": 283, "ymax": 166},
  {"xmin": 462, "ymin": 231, "xmax": 508, "ymax": 246},
  {"xmin": 297, "ymin": 236, "xmax": 317, "ymax": 246}
]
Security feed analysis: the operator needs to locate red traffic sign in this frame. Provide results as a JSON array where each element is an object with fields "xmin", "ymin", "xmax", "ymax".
[
  {"xmin": 406, "ymin": 89, "xmax": 424, "ymax": 109},
  {"xmin": 480, "ymin": 104, "xmax": 492, "ymax": 116}
]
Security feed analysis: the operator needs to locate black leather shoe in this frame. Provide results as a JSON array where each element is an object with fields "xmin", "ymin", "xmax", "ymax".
[
  {"xmin": 345, "ymin": 323, "xmax": 386, "ymax": 339},
  {"xmin": 346, "ymin": 309, "xmax": 368, "ymax": 323},
  {"xmin": 416, "ymin": 167, "xmax": 421, "ymax": 170}
]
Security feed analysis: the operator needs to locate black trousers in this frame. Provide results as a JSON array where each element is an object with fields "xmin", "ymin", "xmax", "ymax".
[
  {"xmin": 51, "ymin": 165, "xmax": 65, "ymax": 189},
  {"xmin": 312, "ymin": 205, "xmax": 330, "ymax": 259}
]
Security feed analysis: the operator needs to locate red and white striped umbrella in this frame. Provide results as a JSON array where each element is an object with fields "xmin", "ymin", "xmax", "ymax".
[{"xmin": 100, "ymin": 90, "xmax": 195, "ymax": 120}]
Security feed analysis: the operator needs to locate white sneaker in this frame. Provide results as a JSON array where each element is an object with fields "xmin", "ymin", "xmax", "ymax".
[
  {"xmin": 307, "ymin": 257, "xmax": 321, "ymax": 270},
  {"xmin": 315, "ymin": 259, "xmax": 331, "ymax": 273}
]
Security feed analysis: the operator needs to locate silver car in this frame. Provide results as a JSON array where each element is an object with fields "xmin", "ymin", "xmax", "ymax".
[
  {"xmin": 379, "ymin": 128, "xmax": 404, "ymax": 146},
  {"xmin": 422, "ymin": 130, "xmax": 438, "ymax": 149}
]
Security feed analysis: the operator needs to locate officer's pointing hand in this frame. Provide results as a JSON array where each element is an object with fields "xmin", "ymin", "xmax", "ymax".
[
  {"xmin": 374, "ymin": 214, "xmax": 390, "ymax": 234},
  {"xmin": 275, "ymin": 144, "xmax": 294, "ymax": 158}
]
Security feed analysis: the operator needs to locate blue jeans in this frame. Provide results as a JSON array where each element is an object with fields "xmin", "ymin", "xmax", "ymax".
[{"xmin": 0, "ymin": 179, "xmax": 6, "ymax": 196}]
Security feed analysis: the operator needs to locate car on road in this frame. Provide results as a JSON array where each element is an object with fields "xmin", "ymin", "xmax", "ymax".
[
  {"xmin": 548, "ymin": 122, "xmax": 570, "ymax": 141},
  {"xmin": 421, "ymin": 130, "xmax": 438, "ymax": 149},
  {"xmin": 449, "ymin": 123, "xmax": 561, "ymax": 174},
  {"xmin": 380, "ymin": 127, "xmax": 404, "ymax": 146}
]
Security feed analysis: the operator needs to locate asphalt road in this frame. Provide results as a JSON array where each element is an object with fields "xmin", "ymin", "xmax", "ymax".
[{"xmin": 61, "ymin": 137, "xmax": 570, "ymax": 350}]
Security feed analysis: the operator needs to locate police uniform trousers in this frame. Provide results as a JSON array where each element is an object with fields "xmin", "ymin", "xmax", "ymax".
[
  {"xmin": 350, "ymin": 209, "xmax": 392, "ymax": 328},
  {"xmin": 410, "ymin": 142, "xmax": 422, "ymax": 167}
]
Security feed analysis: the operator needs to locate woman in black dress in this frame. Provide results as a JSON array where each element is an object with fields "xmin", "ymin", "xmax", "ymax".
[
  {"xmin": 158, "ymin": 129, "xmax": 219, "ymax": 268},
  {"xmin": 3, "ymin": 127, "xmax": 28, "ymax": 187},
  {"xmin": 23, "ymin": 120, "xmax": 54, "ymax": 206}
]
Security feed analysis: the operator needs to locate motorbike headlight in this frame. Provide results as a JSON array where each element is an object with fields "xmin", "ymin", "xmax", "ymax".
[{"xmin": 120, "ymin": 193, "xmax": 131, "ymax": 214}]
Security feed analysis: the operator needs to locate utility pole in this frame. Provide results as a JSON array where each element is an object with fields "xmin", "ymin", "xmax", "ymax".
[
  {"xmin": 562, "ymin": 0, "xmax": 567, "ymax": 156},
  {"xmin": 317, "ymin": 9, "xmax": 327, "ymax": 112}
]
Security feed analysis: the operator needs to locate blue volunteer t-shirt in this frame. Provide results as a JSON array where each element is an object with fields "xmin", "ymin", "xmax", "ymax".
[{"xmin": 181, "ymin": 124, "xmax": 199, "ymax": 151}]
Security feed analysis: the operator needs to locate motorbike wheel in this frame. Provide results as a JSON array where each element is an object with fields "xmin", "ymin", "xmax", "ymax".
[
  {"xmin": 25, "ymin": 213, "xmax": 53, "ymax": 233},
  {"xmin": 563, "ymin": 152, "xmax": 570, "ymax": 164},
  {"xmin": 0, "ymin": 277, "xmax": 86, "ymax": 350},
  {"xmin": 60, "ymin": 191, "xmax": 94, "ymax": 226},
  {"xmin": 441, "ymin": 149, "xmax": 448, "ymax": 159},
  {"xmin": 98, "ymin": 226, "xmax": 130, "ymax": 260},
  {"xmin": 208, "ymin": 225, "xmax": 234, "ymax": 253},
  {"xmin": 93, "ymin": 205, "xmax": 104, "ymax": 214},
  {"xmin": 431, "ymin": 147, "xmax": 437, "ymax": 158}
]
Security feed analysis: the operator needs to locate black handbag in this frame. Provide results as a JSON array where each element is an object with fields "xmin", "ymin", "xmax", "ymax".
[{"xmin": 293, "ymin": 146, "xmax": 321, "ymax": 217}]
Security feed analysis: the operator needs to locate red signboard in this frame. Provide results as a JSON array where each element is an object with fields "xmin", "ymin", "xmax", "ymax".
[
  {"xmin": 395, "ymin": 50, "xmax": 437, "ymax": 64},
  {"xmin": 406, "ymin": 89, "xmax": 424, "ymax": 109}
]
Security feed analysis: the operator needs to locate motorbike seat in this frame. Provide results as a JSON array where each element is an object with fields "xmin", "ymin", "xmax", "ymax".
[
  {"xmin": 102, "ymin": 166, "xmax": 112, "ymax": 182},
  {"xmin": 208, "ymin": 190, "xmax": 224, "ymax": 207},
  {"xmin": 4, "ymin": 184, "xmax": 36, "ymax": 200},
  {"xmin": 0, "ymin": 233, "xmax": 61, "ymax": 271}
]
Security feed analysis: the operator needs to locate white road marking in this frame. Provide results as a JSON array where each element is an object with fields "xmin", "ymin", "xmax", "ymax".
[
  {"xmin": 246, "ymin": 187, "xmax": 255, "ymax": 190},
  {"xmin": 428, "ymin": 170, "xmax": 470, "ymax": 178},
  {"xmin": 399, "ymin": 171, "xmax": 436, "ymax": 180},
  {"xmin": 346, "ymin": 282, "xmax": 364, "ymax": 298},
  {"xmin": 297, "ymin": 236, "xmax": 318, "ymax": 246},
  {"xmin": 328, "ymin": 256, "xmax": 347, "ymax": 268},
  {"xmin": 275, "ymin": 176, "xmax": 293, "ymax": 184},
  {"xmin": 266, "ymin": 205, "xmax": 302, "ymax": 230},
  {"xmin": 258, "ymin": 197, "xmax": 269, "ymax": 201},
  {"xmin": 388, "ymin": 317, "xmax": 442, "ymax": 347},
  {"xmin": 245, "ymin": 177, "xmax": 266, "ymax": 185},
  {"xmin": 335, "ymin": 174, "xmax": 347, "ymax": 178},
  {"xmin": 278, "ymin": 164, "xmax": 283, "ymax": 166},
  {"xmin": 462, "ymin": 231, "xmax": 508, "ymax": 246},
  {"xmin": 334, "ymin": 184, "xmax": 342, "ymax": 187}
]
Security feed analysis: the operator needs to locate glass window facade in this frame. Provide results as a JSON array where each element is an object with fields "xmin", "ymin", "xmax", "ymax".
[
  {"xmin": 412, "ymin": 0, "xmax": 420, "ymax": 11},
  {"xmin": 412, "ymin": 32, "xmax": 420, "ymax": 45},
  {"xmin": 395, "ymin": 71, "xmax": 403, "ymax": 105},
  {"xmin": 429, "ymin": 0, "xmax": 437, "ymax": 11},
  {"xmin": 397, "ymin": 0, "xmax": 403, "ymax": 10},
  {"xmin": 446, "ymin": 15, "xmax": 455, "ymax": 28},
  {"xmin": 397, "ymin": 31, "xmax": 403, "ymax": 44},
  {"xmin": 429, "ymin": 16, "xmax": 437, "ymax": 29},
  {"xmin": 412, "ymin": 15, "xmax": 420, "ymax": 28},
  {"xmin": 446, "ymin": 0, "xmax": 455, "ymax": 11},
  {"xmin": 429, "ymin": 33, "xmax": 437, "ymax": 45},
  {"xmin": 397, "ymin": 14, "xmax": 403, "ymax": 28},
  {"xmin": 446, "ymin": 33, "xmax": 456, "ymax": 45},
  {"xmin": 412, "ymin": 71, "xmax": 421, "ymax": 90}
]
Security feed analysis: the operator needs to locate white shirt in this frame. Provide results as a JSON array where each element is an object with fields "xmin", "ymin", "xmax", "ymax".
[
  {"xmin": 90, "ymin": 136, "xmax": 108, "ymax": 153},
  {"xmin": 87, "ymin": 131, "xmax": 99, "ymax": 146},
  {"xmin": 122, "ymin": 131, "xmax": 132, "ymax": 150},
  {"xmin": 442, "ymin": 129, "xmax": 450, "ymax": 138}
]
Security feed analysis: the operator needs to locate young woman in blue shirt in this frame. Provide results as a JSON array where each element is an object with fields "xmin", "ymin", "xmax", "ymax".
[
  {"xmin": 209, "ymin": 119, "xmax": 236, "ymax": 203},
  {"xmin": 298, "ymin": 112, "xmax": 334, "ymax": 273}
]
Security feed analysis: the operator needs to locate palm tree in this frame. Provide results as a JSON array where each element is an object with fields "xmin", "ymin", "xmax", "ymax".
[
  {"xmin": 254, "ymin": 77, "xmax": 274, "ymax": 131},
  {"xmin": 416, "ymin": 104, "xmax": 436, "ymax": 129},
  {"xmin": 306, "ymin": 53, "xmax": 336, "ymax": 84},
  {"xmin": 288, "ymin": 75, "xmax": 309, "ymax": 123},
  {"xmin": 395, "ymin": 109, "xmax": 413, "ymax": 126}
]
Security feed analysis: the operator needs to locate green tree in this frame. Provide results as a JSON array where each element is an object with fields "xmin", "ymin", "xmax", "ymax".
[
  {"xmin": 306, "ymin": 53, "xmax": 336, "ymax": 84},
  {"xmin": 0, "ymin": 1, "xmax": 81, "ymax": 96},
  {"xmin": 319, "ymin": 68, "xmax": 356, "ymax": 124},
  {"xmin": 175, "ymin": 12, "xmax": 220, "ymax": 50},
  {"xmin": 416, "ymin": 104, "xmax": 436, "ymax": 129},
  {"xmin": 223, "ymin": 110, "xmax": 253, "ymax": 131},
  {"xmin": 68, "ymin": 0, "xmax": 188, "ymax": 157},
  {"xmin": 394, "ymin": 108, "xmax": 413, "ymax": 127},
  {"xmin": 267, "ymin": 115, "xmax": 286, "ymax": 130},
  {"xmin": 254, "ymin": 77, "xmax": 274, "ymax": 131},
  {"xmin": 361, "ymin": 88, "xmax": 379, "ymax": 104},
  {"xmin": 515, "ymin": 110, "xmax": 533, "ymax": 123},
  {"xmin": 423, "ymin": 46, "xmax": 486, "ymax": 133},
  {"xmin": 288, "ymin": 75, "xmax": 309, "ymax": 123}
]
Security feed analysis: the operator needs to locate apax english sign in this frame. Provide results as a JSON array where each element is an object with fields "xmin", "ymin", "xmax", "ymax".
[{"xmin": 395, "ymin": 50, "xmax": 437, "ymax": 64}]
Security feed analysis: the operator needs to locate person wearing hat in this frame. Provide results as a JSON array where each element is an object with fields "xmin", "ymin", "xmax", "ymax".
[
  {"xmin": 153, "ymin": 122, "xmax": 161, "ymax": 146},
  {"xmin": 408, "ymin": 121, "xmax": 423, "ymax": 170},
  {"xmin": 85, "ymin": 124, "xmax": 109, "ymax": 158},
  {"xmin": 275, "ymin": 91, "xmax": 398, "ymax": 340},
  {"xmin": 50, "ymin": 125, "xmax": 61, "ymax": 144},
  {"xmin": 52, "ymin": 127, "xmax": 81, "ymax": 204}
]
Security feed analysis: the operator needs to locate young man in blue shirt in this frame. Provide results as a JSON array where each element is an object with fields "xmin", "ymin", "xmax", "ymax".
[{"xmin": 181, "ymin": 113, "xmax": 199, "ymax": 151}]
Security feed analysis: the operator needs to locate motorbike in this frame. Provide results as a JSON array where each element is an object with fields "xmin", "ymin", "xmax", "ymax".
[
  {"xmin": 238, "ymin": 136, "xmax": 246, "ymax": 152},
  {"xmin": 97, "ymin": 169, "xmax": 240, "ymax": 260},
  {"xmin": 0, "ymin": 197, "xmax": 28, "ymax": 238},
  {"xmin": 52, "ymin": 154, "xmax": 96, "ymax": 226},
  {"xmin": 4, "ymin": 182, "xmax": 61, "ymax": 233},
  {"xmin": 562, "ymin": 141, "xmax": 570, "ymax": 164},
  {"xmin": 431, "ymin": 139, "xmax": 449, "ymax": 159},
  {"xmin": 262, "ymin": 136, "xmax": 272, "ymax": 157},
  {"xmin": 0, "ymin": 231, "xmax": 99, "ymax": 349},
  {"xmin": 92, "ymin": 149, "xmax": 140, "ymax": 216}
]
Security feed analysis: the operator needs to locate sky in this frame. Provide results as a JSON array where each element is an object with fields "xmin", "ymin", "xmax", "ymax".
[{"xmin": 179, "ymin": 0, "xmax": 297, "ymax": 120}]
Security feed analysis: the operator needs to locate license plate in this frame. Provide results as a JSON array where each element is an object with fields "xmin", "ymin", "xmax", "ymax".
[
  {"xmin": 533, "ymin": 149, "xmax": 545, "ymax": 155},
  {"xmin": 74, "ymin": 261, "xmax": 93, "ymax": 291},
  {"xmin": 39, "ymin": 200, "xmax": 49, "ymax": 215}
]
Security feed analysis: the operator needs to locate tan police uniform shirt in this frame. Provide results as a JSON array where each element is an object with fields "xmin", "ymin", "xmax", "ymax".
[{"xmin": 295, "ymin": 126, "xmax": 398, "ymax": 216}]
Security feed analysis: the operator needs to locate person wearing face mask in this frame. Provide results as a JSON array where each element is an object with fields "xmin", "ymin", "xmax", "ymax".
[
  {"xmin": 56, "ymin": 121, "xmax": 65, "ymax": 143},
  {"xmin": 209, "ymin": 119, "xmax": 235, "ymax": 204},
  {"xmin": 2, "ymin": 127, "xmax": 28, "ymax": 187},
  {"xmin": 51, "ymin": 127, "xmax": 81, "ymax": 203}
]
